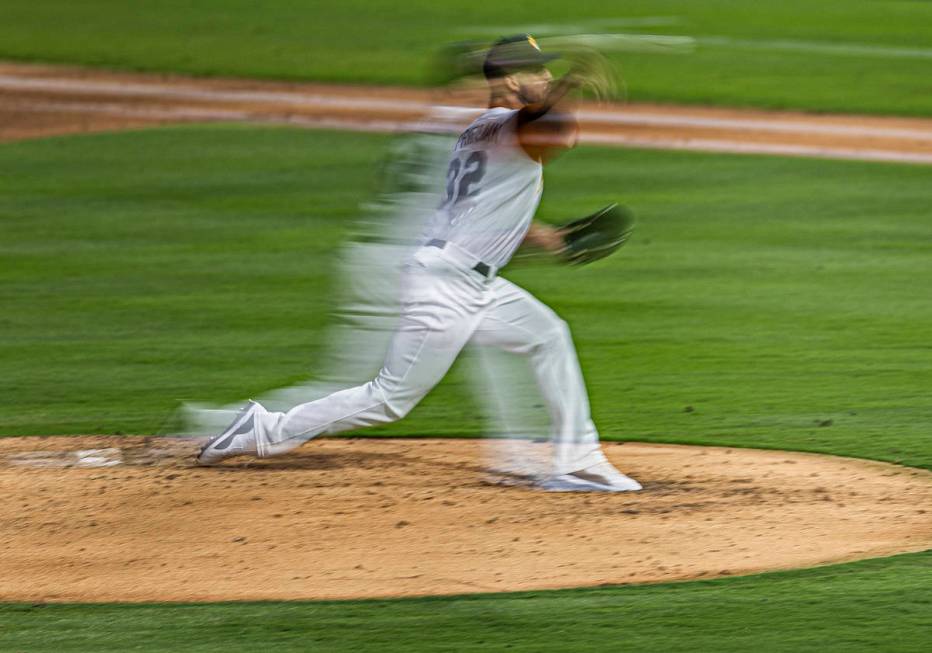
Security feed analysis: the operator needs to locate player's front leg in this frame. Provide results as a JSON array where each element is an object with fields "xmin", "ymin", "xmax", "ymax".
[{"xmin": 472, "ymin": 278, "xmax": 642, "ymax": 491}]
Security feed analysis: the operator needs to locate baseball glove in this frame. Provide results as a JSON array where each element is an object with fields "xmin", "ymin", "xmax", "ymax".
[{"xmin": 560, "ymin": 203, "xmax": 635, "ymax": 265}]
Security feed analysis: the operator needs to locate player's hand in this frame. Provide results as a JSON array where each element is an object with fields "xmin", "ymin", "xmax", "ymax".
[
  {"xmin": 524, "ymin": 222, "xmax": 567, "ymax": 254},
  {"xmin": 563, "ymin": 47, "xmax": 616, "ymax": 101}
]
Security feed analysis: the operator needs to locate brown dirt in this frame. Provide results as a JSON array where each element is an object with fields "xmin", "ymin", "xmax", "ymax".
[
  {"xmin": 2, "ymin": 62, "xmax": 932, "ymax": 163},
  {"xmin": 1, "ymin": 436, "xmax": 929, "ymax": 603}
]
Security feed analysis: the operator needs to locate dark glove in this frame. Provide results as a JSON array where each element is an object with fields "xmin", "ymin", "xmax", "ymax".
[{"xmin": 560, "ymin": 203, "xmax": 635, "ymax": 265}]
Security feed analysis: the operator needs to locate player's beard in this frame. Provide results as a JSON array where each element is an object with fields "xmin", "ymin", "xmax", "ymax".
[{"xmin": 518, "ymin": 81, "xmax": 549, "ymax": 106}]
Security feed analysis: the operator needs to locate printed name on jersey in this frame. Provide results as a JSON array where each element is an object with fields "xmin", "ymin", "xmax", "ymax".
[{"xmin": 456, "ymin": 120, "xmax": 506, "ymax": 149}]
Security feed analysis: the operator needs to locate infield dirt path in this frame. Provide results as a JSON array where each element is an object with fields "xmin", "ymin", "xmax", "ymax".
[
  {"xmin": 2, "ymin": 62, "xmax": 932, "ymax": 164},
  {"xmin": 1, "ymin": 436, "xmax": 930, "ymax": 603}
]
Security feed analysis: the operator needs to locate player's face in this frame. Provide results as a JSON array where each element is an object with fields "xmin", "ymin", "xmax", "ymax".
[{"xmin": 513, "ymin": 67, "xmax": 552, "ymax": 104}]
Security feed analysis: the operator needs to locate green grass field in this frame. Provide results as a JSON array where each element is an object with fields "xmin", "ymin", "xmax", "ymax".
[
  {"xmin": 2, "ymin": 126, "xmax": 930, "ymax": 468},
  {"xmin": 3, "ymin": 0, "xmax": 932, "ymax": 115},
  {"xmin": 2, "ymin": 551, "xmax": 930, "ymax": 652},
  {"xmin": 2, "ymin": 126, "xmax": 930, "ymax": 650}
]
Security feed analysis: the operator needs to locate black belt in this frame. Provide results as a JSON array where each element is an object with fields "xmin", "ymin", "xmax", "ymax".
[{"xmin": 426, "ymin": 239, "xmax": 493, "ymax": 278}]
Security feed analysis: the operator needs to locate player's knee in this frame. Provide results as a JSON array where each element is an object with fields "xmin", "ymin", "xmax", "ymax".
[
  {"xmin": 373, "ymin": 381, "xmax": 421, "ymax": 421},
  {"xmin": 541, "ymin": 317, "xmax": 573, "ymax": 349},
  {"xmin": 384, "ymin": 396, "xmax": 417, "ymax": 420}
]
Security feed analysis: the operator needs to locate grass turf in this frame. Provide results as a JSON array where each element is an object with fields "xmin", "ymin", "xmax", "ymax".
[
  {"xmin": 1, "ymin": 550, "xmax": 930, "ymax": 652},
  {"xmin": 2, "ymin": 126, "xmax": 930, "ymax": 471},
  {"xmin": 3, "ymin": 1, "xmax": 932, "ymax": 115},
  {"xmin": 1, "ymin": 125, "xmax": 929, "ymax": 650}
]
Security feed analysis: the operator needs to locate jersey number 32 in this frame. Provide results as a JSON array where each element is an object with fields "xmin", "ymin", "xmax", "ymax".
[{"xmin": 442, "ymin": 151, "xmax": 487, "ymax": 207}]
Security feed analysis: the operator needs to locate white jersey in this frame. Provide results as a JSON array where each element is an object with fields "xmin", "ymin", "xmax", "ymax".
[{"xmin": 423, "ymin": 107, "xmax": 543, "ymax": 269}]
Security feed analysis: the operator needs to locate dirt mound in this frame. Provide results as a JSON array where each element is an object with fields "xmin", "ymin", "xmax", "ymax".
[{"xmin": 1, "ymin": 436, "xmax": 929, "ymax": 602}]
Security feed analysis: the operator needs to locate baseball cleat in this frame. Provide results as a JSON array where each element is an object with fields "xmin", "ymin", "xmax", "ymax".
[
  {"xmin": 541, "ymin": 461, "xmax": 642, "ymax": 493},
  {"xmin": 195, "ymin": 400, "xmax": 265, "ymax": 465}
]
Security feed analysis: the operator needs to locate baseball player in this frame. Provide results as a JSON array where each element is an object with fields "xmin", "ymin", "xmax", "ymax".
[{"xmin": 197, "ymin": 35, "xmax": 642, "ymax": 492}]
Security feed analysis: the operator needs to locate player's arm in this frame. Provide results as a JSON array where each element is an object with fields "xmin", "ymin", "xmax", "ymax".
[
  {"xmin": 515, "ymin": 76, "xmax": 581, "ymax": 162},
  {"xmin": 517, "ymin": 48, "xmax": 617, "ymax": 162}
]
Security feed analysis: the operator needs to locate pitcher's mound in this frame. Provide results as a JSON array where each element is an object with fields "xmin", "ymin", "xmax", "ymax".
[{"xmin": 1, "ymin": 436, "xmax": 930, "ymax": 602}]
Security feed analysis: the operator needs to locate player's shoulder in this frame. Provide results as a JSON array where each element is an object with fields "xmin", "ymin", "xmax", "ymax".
[
  {"xmin": 475, "ymin": 106, "xmax": 517, "ymax": 125},
  {"xmin": 456, "ymin": 108, "xmax": 518, "ymax": 150}
]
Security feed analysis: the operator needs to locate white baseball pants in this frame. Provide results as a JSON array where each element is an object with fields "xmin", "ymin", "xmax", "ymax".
[{"xmin": 262, "ymin": 243, "xmax": 606, "ymax": 476}]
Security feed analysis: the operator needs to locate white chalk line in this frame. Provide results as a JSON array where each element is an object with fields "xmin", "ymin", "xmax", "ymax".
[
  {"xmin": 455, "ymin": 19, "xmax": 932, "ymax": 59},
  {"xmin": 583, "ymin": 133, "xmax": 932, "ymax": 165},
  {"xmin": 698, "ymin": 36, "xmax": 932, "ymax": 60},
  {"xmin": 558, "ymin": 33, "xmax": 932, "ymax": 61},
  {"xmin": 3, "ymin": 75, "xmax": 931, "ymax": 142},
  {"xmin": 0, "ymin": 75, "xmax": 430, "ymax": 113},
  {"xmin": 457, "ymin": 17, "xmax": 685, "ymax": 36},
  {"xmin": 580, "ymin": 110, "xmax": 932, "ymax": 142},
  {"xmin": 15, "ymin": 99, "xmax": 932, "ymax": 165}
]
